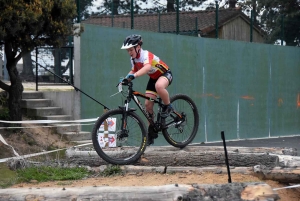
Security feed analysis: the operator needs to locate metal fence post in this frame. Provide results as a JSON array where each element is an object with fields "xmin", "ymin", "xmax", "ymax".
[
  {"xmin": 111, "ymin": 0, "xmax": 114, "ymax": 27},
  {"xmin": 176, "ymin": 0, "xmax": 179, "ymax": 35},
  {"xmin": 131, "ymin": 0, "xmax": 134, "ymax": 29},
  {"xmin": 250, "ymin": 9, "xmax": 253, "ymax": 42},
  {"xmin": 69, "ymin": 36, "xmax": 74, "ymax": 85},
  {"xmin": 35, "ymin": 47, "xmax": 38, "ymax": 91},
  {"xmin": 77, "ymin": 0, "xmax": 80, "ymax": 23},
  {"xmin": 158, "ymin": 11, "xmax": 161, "ymax": 32},
  {"xmin": 215, "ymin": 1, "xmax": 219, "ymax": 39},
  {"xmin": 195, "ymin": 17, "xmax": 198, "ymax": 37},
  {"xmin": 281, "ymin": 14, "xmax": 284, "ymax": 46}
]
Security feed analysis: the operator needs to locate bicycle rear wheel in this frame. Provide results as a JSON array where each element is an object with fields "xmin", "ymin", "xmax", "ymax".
[
  {"xmin": 92, "ymin": 108, "xmax": 147, "ymax": 165},
  {"xmin": 162, "ymin": 94, "xmax": 199, "ymax": 148}
]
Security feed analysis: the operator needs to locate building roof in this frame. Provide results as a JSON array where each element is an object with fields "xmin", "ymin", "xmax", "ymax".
[{"xmin": 83, "ymin": 8, "xmax": 263, "ymax": 36}]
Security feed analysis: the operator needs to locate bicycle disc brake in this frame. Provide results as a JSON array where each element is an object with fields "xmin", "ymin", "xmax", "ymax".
[{"xmin": 116, "ymin": 130, "xmax": 128, "ymax": 143}]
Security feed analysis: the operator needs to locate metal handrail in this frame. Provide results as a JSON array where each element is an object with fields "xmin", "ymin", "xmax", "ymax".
[{"xmin": 32, "ymin": 60, "xmax": 110, "ymax": 110}]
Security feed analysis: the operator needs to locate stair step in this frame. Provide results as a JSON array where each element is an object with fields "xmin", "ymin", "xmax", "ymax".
[
  {"xmin": 22, "ymin": 91, "xmax": 43, "ymax": 99},
  {"xmin": 21, "ymin": 99, "xmax": 52, "ymax": 108},
  {"xmin": 23, "ymin": 107, "xmax": 63, "ymax": 117},
  {"xmin": 22, "ymin": 91, "xmax": 87, "ymax": 137},
  {"xmin": 63, "ymin": 131, "xmax": 91, "ymax": 141},
  {"xmin": 38, "ymin": 115, "xmax": 72, "ymax": 121}
]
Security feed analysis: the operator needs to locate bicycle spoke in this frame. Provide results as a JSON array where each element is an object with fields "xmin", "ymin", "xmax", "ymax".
[
  {"xmin": 92, "ymin": 109, "xmax": 147, "ymax": 165},
  {"xmin": 162, "ymin": 94, "xmax": 199, "ymax": 148}
]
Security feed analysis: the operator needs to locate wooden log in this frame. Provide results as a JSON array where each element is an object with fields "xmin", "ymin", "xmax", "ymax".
[
  {"xmin": 0, "ymin": 182, "xmax": 279, "ymax": 201},
  {"xmin": 65, "ymin": 148, "xmax": 279, "ymax": 167},
  {"xmin": 65, "ymin": 146, "xmax": 297, "ymax": 158},
  {"xmin": 138, "ymin": 151, "xmax": 278, "ymax": 167},
  {"xmin": 148, "ymin": 146, "xmax": 297, "ymax": 156},
  {"xmin": 253, "ymin": 165, "xmax": 300, "ymax": 183},
  {"xmin": 121, "ymin": 165, "xmax": 253, "ymax": 175},
  {"xmin": 275, "ymin": 155, "xmax": 300, "ymax": 167}
]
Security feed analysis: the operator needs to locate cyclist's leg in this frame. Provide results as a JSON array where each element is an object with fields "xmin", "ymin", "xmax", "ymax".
[
  {"xmin": 145, "ymin": 78, "xmax": 158, "ymax": 145},
  {"xmin": 156, "ymin": 71, "xmax": 173, "ymax": 117},
  {"xmin": 145, "ymin": 78, "xmax": 158, "ymax": 116},
  {"xmin": 155, "ymin": 77, "xmax": 170, "ymax": 105}
]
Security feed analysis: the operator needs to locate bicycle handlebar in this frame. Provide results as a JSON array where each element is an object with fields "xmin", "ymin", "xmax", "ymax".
[{"xmin": 116, "ymin": 78, "xmax": 132, "ymax": 87}]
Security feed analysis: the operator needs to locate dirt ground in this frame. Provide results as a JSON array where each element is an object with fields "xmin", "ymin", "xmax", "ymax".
[
  {"xmin": 0, "ymin": 122, "xmax": 75, "ymax": 159},
  {"xmin": 1, "ymin": 119, "xmax": 300, "ymax": 200},
  {"xmin": 9, "ymin": 171, "xmax": 300, "ymax": 200}
]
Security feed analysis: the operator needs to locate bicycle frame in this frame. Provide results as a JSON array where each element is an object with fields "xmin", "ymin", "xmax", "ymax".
[
  {"xmin": 121, "ymin": 81, "xmax": 162, "ymax": 123},
  {"xmin": 120, "ymin": 80, "xmax": 183, "ymax": 132}
]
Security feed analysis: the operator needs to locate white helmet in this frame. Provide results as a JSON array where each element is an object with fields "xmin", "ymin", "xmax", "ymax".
[{"xmin": 121, "ymin": 34, "xmax": 143, "ymax": 49}]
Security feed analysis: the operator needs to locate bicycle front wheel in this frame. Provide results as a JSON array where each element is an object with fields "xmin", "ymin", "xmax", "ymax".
[
  {"xmin": 162, "ymin": 94, "xmax": 199, "ymax": 148},
  {"xmin": 92, "ymin": 109, "xmax": 147, "ymax": 165}
]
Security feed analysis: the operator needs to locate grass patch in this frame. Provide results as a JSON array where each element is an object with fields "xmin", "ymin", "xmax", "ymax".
[
  {"xmin": 100, "ymin": 165, "xmax": 123, "ymax": 177},
  {"xmin": 0, "ymin": 178, "xmax": 18, "ymax": 189},
  {"xmin": 17, "ymin": 166, "xmax": 90, "ymax": 183},
  {"xmin": 0, "ymin": 163, "xmax": 18, "ymax": 188}
]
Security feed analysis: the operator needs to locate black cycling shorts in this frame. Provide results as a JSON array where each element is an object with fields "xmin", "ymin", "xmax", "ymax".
[{"xmin": 146, "ymin": 70, "xmax": 173, "ymax": 94}]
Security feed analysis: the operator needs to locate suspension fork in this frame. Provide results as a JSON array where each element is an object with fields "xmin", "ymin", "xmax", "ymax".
[{"xmin": 120, "ymin": 100, "xmax": 130, "ymax": 131}]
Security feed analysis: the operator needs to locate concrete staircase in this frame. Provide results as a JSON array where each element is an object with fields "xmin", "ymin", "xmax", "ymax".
[{"xmin": 21, "ymin": 91, "xmax": 91, "ymax": 143}]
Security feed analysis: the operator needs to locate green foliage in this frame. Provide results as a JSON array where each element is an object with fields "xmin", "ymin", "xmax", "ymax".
[
  {"xmin": 0, "ymin": 107, "xmax": 10, "ymax": 120},
  {"xmin": 0, "ymin": 0, "xmax": 79, "ymax": 121},
  {"xmin": 0, "ymin": 92, "xmax": 9, "ymax": 120},
  {"xmin": 0, "ymin": 0, "xmax": 77, "ymax": 60},
  {"xmin": 0, "ymin": 92, "xmax": 8, "ymax": 106},
  {"xmin": 94, "ymin": 0, "xmax": 211, "ymax": 15},
  {"xmin": 100, "ymin": 165, "xmax": 123, "ymax": 177},
  {"xmin": 239, "ymin": 0, "xmax": 300, "ymax": 46},
  {"xmin": 16, "ymin": 166, "xmax": 90, "ymax": 183},
  {"xmin": 77, "ymin": 0, "xmax": 95, "ymax": 21}
]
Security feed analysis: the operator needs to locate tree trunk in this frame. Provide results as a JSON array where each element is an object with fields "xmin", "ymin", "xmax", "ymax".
[
  {"xmin": 20, "ymin": 51, "xmax": 34, "ymax": 81},
  {"xmin": 112, "ymin": 0, "xmax": 120, "ymax": 15},
  {"xmin": 3, "ymin": 43, "xmax": 24, "ymax": 122},
  {"xmin": 167, "ymin": 0, "xmax": 175, "ymax": 12},
  {"xmin": 0, "ymin": 182, "xmax": 279, "ymax": 201},
  {"xmin": 7, "ymin": 64, "xmax": 24, "ymax": 121},
  {"xmin": 228, "ymin": 0, "xmax": 237, "ymax": 8}
]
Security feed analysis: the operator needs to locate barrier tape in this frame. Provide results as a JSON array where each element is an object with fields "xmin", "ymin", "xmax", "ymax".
[
  {"xmin": 0, "ymin": 134, "xmax": 20, "ymax": 157},
  {"xmin": 0, "ymin": 118, "xmax": 96, "ymax": 163},
  {"xmin": 273, "ymin": 184, "xmax": 300, "ymax": 191},
  {"xmin": 0, "ymin": 123, "xmax": 95, "ymax": 129},
  {"xmin": 0, "ymin": 133, "xmax": 93, "ymax": 163},
  {"xmin": 0, "ymin": 118, "xmax": 98, "ymax": 124},
  {"xmin": 0, "ymin": 147, "xmax": 66, "ymax": 163}
]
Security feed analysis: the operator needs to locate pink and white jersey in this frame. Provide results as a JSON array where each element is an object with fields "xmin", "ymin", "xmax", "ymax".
[{"xmin": 130, "ymin": 49, "xmax": 169, "ymax": 79}]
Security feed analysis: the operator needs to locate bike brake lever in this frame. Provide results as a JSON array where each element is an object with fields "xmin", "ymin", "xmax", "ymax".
[{"xmin": 111, "ymin": 83, "xmax": 123, "ymax": 97}]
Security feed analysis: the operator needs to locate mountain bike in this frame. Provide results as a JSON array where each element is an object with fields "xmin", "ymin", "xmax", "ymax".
[{"xmin": 92, "ymin": 78, "xmax": 199, "ymax": 165}]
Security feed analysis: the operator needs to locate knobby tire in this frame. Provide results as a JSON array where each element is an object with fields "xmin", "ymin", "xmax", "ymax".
[
  {"xmin": 92, "ymin": 109, "xmax": 147, "ymax": 165},
  {"xmin": 162, "ymin": 94, "xmax": 199, "ymax": 148}
]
